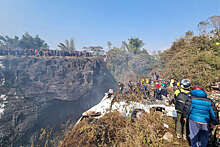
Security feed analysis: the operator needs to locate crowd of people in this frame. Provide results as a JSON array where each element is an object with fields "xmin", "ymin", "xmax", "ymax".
[
  {"xmin": 117, "ymin": 72, "xmax": 220, "ymax": 147},
  {"xmin": 0, "ymin": 48, "xmax": 93, "ymax": 57}
]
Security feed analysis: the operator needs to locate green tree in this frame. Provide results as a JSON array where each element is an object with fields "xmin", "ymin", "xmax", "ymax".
[
  {"xmin": 106, "ymin": 42, "xmax": 157, "ymax": 82},
  {"xmin": 70, "ymin": 39, "xmax": 75, "ymax": 50},
  {"xmin": 198, "ymin": 21, "xmax": 209, "ymax": 35},
  {"xmin": 198, "ymin": 16, "xmax": 220, "ymax": 36},
  {"xmin": 127, "ymin": 38, "xmax": 144, "ymax": 54},
  {"xmin": 57, "ymin": 39, "xmax": 75, "ymax": 50},
  {"xmin": 107, "ymin": 41, "xmax": 112, "ymax": 50},
  {"xmin": 208, "ymin": 16, "xmax": 220, "ymax": 35},
  {"xmin": 0, "ymin": 33, "xmax": 48, "ymax": 49}
]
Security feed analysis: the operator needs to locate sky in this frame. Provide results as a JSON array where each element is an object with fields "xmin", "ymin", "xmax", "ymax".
[{"xmin": 0, "ymin": 0, "xmax": 219, "ymax": 52}]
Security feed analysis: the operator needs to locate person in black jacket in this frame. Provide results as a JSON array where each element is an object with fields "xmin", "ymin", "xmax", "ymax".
[
  {"xmin": 173, "ymin": 79, "xmax": 191, "ymax": 139},
  {"xmin": 183, "ymin": 86, "xmax": 219, "ymax": 147},
  {"xmin": 154, "ymin": 83, "xmax": 162, "ymax": 100},
  {"xmin": 118, "ymin": 82, "xmax": 124, "ymax": 94},
  {"xmin": 161, "ymin": 83, "xmax": 168, "ymax": 97}
]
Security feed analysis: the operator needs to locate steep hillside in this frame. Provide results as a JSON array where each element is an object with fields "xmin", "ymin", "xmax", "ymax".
[
  {"xmin": 0, "ymin": 56, "xmax": 116, "ymax": 146},
  {"xmin": 160, "ymin": 35, "xmax": 220, "ymax": 88}
]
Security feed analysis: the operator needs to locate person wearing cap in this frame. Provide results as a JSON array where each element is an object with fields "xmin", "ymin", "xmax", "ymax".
[
  {"xmin": 183, "ymin": 86, "xmax": 219, "ymax": 147},
  {"xmin": 172, "ymin": 79, "xmax": 191, "ymax": 139}
]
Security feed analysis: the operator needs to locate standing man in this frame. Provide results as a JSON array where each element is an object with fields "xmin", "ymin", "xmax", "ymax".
[
  {"xmin": 154, "ymin": 83, "xmax": 162, "ymax": 100},
  {"xmin": 183, "ymin": 86, "xmax": 219, "ymax": 147},
  {"xmin": 118, "ymin": 82, "xmax": 124, "ymax": 94},
  {"xmin": 173, "ymin": 79, "xmax": 191, "ymax": 139}
]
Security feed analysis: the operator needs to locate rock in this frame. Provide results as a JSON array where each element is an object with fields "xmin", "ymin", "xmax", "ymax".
[
  {"xmin": 0, "ymin": 56, "xmax": 116, "ymax": 146},
  {"xmin": 163, "ymin": 132, "xmax": 173, "ymax": 142}
]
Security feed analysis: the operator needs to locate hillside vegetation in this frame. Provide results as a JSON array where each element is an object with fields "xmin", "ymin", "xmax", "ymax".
[
  {"xmin": 57, "ymin": 16, "xmax": 220, "ymax": 147},
  {"xmin": 161, "ymin": 35, "xmax": 220, "ymax": 89},
  {"xmin": 106, "ymin": 38, "xmax": 159, "ymax": 82},
  {"xmin": 161, "ymin": 16, "xmax": 220, "ymax": 89},
  {"xmin": 61, "ymin": 111, "xmax": 188, "ymax": 147}
]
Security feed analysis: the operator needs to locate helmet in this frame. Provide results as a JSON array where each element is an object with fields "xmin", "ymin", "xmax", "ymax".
[
  {"xmin": 191, "ymin": 85, "xmax": 204, "ymax": 91},
  {"xmin": 180, "ymin": 79, "xmax": 191, "ymax": 89}
]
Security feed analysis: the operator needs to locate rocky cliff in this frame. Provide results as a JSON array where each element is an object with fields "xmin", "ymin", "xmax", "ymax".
[{"xmin": 0, "ymin": 56, "xmax": 116, "ymax": 147}]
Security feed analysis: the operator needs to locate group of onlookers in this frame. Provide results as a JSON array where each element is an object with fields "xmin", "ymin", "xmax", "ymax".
[
  {"xmin": 0, "ymin": 48, "xmax": 93, "ymax": 57},
  {"xmin": 117, "ymin": 73, "xmax": 219, "ymax": 146}
]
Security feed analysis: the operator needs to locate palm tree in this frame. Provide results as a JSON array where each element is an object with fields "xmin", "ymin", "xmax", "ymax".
[{"xmin": 58, "ymin": 39, "xmax": 75, "ymax": 50}]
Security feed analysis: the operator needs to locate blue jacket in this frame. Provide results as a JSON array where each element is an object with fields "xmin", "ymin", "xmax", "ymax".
[{"xmin": 183, "ymin": 89, "xmax": 219, "ymax": 124}]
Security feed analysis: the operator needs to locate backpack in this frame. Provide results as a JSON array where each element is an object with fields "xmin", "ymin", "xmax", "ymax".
[{"xmin": 175, "ymin": 90, "xmax": 191, "ymax": 112}]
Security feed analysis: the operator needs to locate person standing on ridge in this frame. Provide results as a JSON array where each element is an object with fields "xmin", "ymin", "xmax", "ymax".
[
  {"xmin": 155, "ymin": 72, "xmax": 159, "ymax": 81},
  {"xmin": 142, "ymin": 83, "xmax": 149, "ymax": 98},
  {"xmin": 161, "ymin": 82, "xmax": 168, "ymax": 98},
  {"xmin": 128, "ymin": 80, "xmax": 133, "ymax": 92},
  {"xmin": 170, "ymin": 79, "xmax": 175, "ymax": 88},
  {"xmin": 118, "ymin": 82, "xmax": 124, "ymax": 94},
  {"xmin": 183, "ymin": 86, "xmax": 219, "ymax": 147},
  {"xmin": 35, "ymin": 49, "xmax": 38, "ymax": 56},
  {"xmin": 172, "ymin": 79, "xmax": 191, "ymax": 139},
  {"xmin": 154, "ymin": 83, "xmax": 163, "ymax": 100}
]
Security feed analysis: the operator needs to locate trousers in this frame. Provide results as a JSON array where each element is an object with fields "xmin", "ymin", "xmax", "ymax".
[
  {"xmin": 189, "ymin": 119, "xmax": 209, "ymax": 147},
  {"xmin": 175, "ymin": 112, "xmax": 186, "ymax": 137}
]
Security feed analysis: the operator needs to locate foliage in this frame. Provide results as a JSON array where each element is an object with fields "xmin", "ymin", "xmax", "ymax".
[
  {"xmin": 57, "ymin": 39, "xmax": 75, "ymax": 50},
  {"xmin": 160, "ymin": 16, "xmax": 220, "ymax": 89},
  {"xmin": 0, "ymin": 32, "xmax": 48, "ymax": 49},
  {"xmin": 106, "ymin": 46, "xmax": 157, "ymax": 82},
  {"xmin": 107, "ymin": 41, "xmax": 112, "ymax": 50},
  {"xmin": 32, "ymin": 118, "xmax": 77, "ymax": 147},
  {"xmin": 198, "ymin": 16, "xmax": 220, "ymax": 36},
  {"xmin": 127, "ymin": 38, "xmax": 144, "ymax": 54},
  {"xmin": 160, "ymin": 34, "xmax": 220, "ymax": 89},
  {"xmin": 61, "ymin": 111, "xmax": 188, "ymax": 147},
  {"xmin": 106, "ymin": 38, "xmax": 158, "ymax": 82}
]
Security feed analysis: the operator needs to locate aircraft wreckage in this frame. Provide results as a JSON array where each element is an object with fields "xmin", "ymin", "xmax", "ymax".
[{"xmin": 76, "ymin": 89, "xmax": 177, "ymax": 124}]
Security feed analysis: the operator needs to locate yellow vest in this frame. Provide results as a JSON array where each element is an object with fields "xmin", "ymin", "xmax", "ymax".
[
  {"xmin": 146, "ymin": 79, "xmax": 149, "ymax": 84},
  {"xmin": 174, "ymin": 89, "xmax": 190, "ymax": 97},
  {"xmin": 177, "ymin": 82, "xmax": 180, "ymax": 87}
]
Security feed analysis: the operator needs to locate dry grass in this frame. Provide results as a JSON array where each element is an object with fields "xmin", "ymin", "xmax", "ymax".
[
  {"xmin": 160, "ymin": 35, "xmax": 220, "ymax": 89},
  {"xmin": 60, "ymin": 111, "xmax": 189, "ymax": 147}
]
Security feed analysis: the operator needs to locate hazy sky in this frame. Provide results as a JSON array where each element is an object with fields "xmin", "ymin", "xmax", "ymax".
[{"xmin": 0, "ymin": 0, "xmax": 219, "ymax": 52}]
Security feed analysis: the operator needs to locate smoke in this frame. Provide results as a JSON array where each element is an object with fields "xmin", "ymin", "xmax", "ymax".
[{"xmin": 106, "ymin": 51, "xmax": 158, "ymax": 84}]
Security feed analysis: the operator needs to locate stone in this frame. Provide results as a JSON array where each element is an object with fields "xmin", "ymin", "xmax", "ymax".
[
  {"xmin": 163, "ymin": 132, "xmax": 173, "ymax": 142},
  {"xmin": 0, "ymin": 56, "xmax": 116, "ymax": 146}
]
